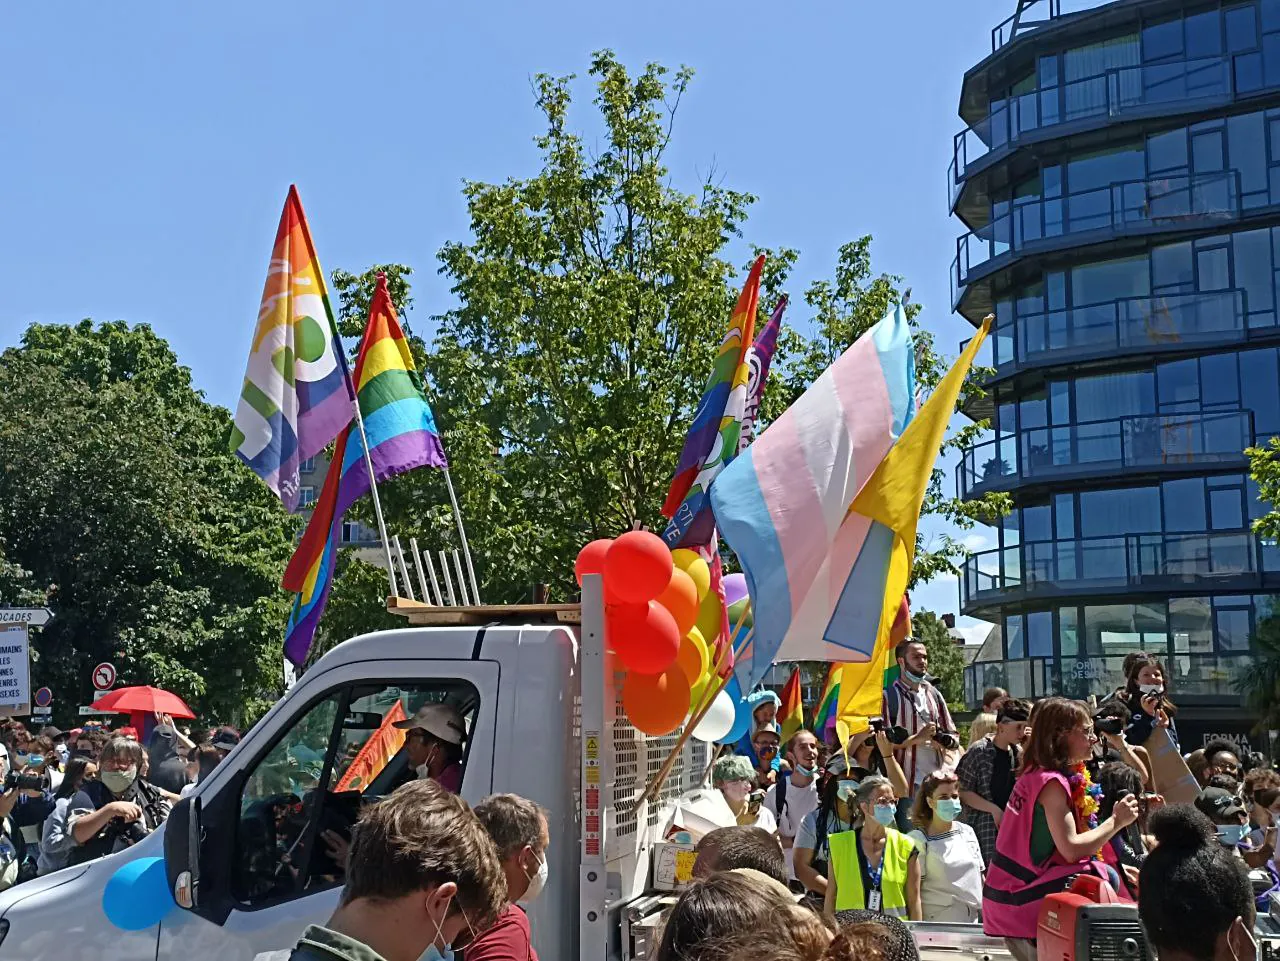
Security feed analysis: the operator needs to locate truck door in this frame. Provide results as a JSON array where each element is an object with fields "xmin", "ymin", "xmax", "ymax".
[{"xmin": 156, "ymin": 657, "xmax": 498, "ymax": 961}]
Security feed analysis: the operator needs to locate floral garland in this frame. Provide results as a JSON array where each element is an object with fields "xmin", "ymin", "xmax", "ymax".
[{"xmin": 1068, "ymin": 762, "xmax": 1104, "ymax": 857}]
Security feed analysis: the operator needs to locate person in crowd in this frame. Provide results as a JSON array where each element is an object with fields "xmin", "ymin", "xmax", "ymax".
[
  {"xmin": 1137, "ymin": 805, "xmax": 1256, "ymax": 961},
  {"xmin": 1202, "ymin": 739, "xmax": 1244, "ymax": 783},
  {"xmin": 1097, "ymin": 761, "xmax": 1156, "ymax": 897},
  {"xmin": 180, "ymin": 743, "xmax": 223, "ymax": 798},
  {"xmin": 394, "ymin": 703, "xmax": 467, "ymax": 793},
  {"xmin": 825, "ymin": 775, "xmax": 921, "ymax": 920},
  {"xmin": 1247, "ymin": 783, "xmax": 1280, "ymax": 853},
  {"xmin": 8, "ymin": 736, "xmax": 56, "ymax": 875},
  {"xmin": 1102, "ymin": 652, "xmax": 1178, "ymax": 749},
  {"xmin": 37, "ymin": 756, "xmax": 96, "ymax": 876},
  {"xmin": 692, "ymin": 825, "xmax": 788, "ymax": 886},
  {"xmin": 957, "ymin": 696, "xmax": 1030, "ymax": 864},
  {"xmin": 70, "ymin": 728, "xmax": 106, "ymax": 762},
  {"xmin": 288, "ymin": 780, "xmax": 505, "ymax": 961},
  {"xmin": 67, "ymin": 736, "xmax": 169, "ymax": 865},
  {"xmin": 1187, "ymin": 748, "xmax": 1210, "ymax": 786},
  {"xmin": 1195, "ymin": 786, "xmax": 1272, "ymax": 867},
  {"xmin": 967, "ymin": 688, "xmax": 1008, "ymax": 749},
  {"xmin": 462, "ymin": 793, "xmax": 548, "ymax": 961},
  {"xmin": 827, "ymin": 910, "xmax": 920, "ymax": 961},
  {"xmin": 751, "ymin": 722, "xmax": 783, "ymax": 789},
  {"xmin": 118, "ymin": 726, "xmax": 139, "ymax": 742},
  {"xmin": 655, "ymin": 869, "xmax": 833, "ymax": 961},
  {"xmin": 794, "ymin": 755, "xmax": 862, "ymax": 905},
  {"xmin": 907, "ymin": 770, "xmax": 983, "ymax": 922},
  {"xmin": 1209, "ymin": 773, "xmax": 1243, "ymax": 795},
  {"xmin": 735, "ymin": 690, "xmax": 783, "ymax": 773},
  {"xmin": 764, "ymin": 729, "xmax": 821, "ymax": 885},
  {"xmin": 1089, "ymin": 700, "xmax": 1152, "ymax": 787},
  {"xmin": 211, "ymin": 725, "xmax": 241, "ymax": 758},
  {"xmin": 23, "ymin": 734, "xmax": 61, "ymax": 793},
  {"xmin": 983, "ymin": 697, "xmax": 1140, "ymax": 961},
  {"xmin": 148, "ymin": 712, "xmax": 195, "ymax": 795},
  {"xmin": 711, "ymin": 755, "xmax": 777, "ymax": 833},
  {"xmin": 881, "ymin": 639, "xmax": 959, "ymax": 828}
]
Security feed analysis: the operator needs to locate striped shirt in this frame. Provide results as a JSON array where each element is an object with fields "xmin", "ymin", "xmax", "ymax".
[{"xmin": 881, "ymin": 679, "xmax": 955, "ymax": 789}]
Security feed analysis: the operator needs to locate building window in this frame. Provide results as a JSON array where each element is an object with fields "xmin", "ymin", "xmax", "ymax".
[
  {"xmin": 299, "ymin": 486, "xmax": 317, "ymax": 509},
  {"xmin": 300, "ymin": 457, "xmax": 317, "ymax": 473}
]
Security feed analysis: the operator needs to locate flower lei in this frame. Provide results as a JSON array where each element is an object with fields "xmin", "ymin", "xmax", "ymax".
[{"xmin": 1068, "ymin": 762, "xmax": 1104, "ymax": 858}]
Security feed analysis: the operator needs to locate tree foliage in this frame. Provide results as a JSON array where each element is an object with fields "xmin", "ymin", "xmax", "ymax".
[
  {"xmin": 912, "ymin": 609, "xmax": 966, "ymax": 708},
  {"xmin": 0, "ymin": 320, "xmax": 296, "ymax": 725}
]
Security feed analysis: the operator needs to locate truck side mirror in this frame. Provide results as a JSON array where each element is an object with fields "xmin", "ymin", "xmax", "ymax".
[{"xmin": 164, "ymin": 796, "xmax": 202, "ymax": 909}]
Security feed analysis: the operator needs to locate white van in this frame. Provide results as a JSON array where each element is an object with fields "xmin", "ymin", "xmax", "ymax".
[{"xmin": 0, "ymin": 577, "xmax": 715, "ymax": 961}]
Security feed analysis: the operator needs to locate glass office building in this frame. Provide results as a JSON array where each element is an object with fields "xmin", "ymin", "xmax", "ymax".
[{"xmin": 951, "ymin": 0, "xmax": 1280, "ymax": 748}]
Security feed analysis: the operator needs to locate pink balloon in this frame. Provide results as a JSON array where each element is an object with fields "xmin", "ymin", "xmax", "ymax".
[{"xmin": 723, "ymin": 573, "xmax": 749, "ymax": 607}]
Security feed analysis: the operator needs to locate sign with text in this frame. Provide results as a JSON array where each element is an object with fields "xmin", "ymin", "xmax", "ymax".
[
  {"xmin": 0, "ymin": 608, "xmax": 52, "ymax": 628},
  {"xmin": 0, "ymin": 626, "xmax": 31, "ymax": 717}
]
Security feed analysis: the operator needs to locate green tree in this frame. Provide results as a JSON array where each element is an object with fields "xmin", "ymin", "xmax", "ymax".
[
  {"xmin": 0, "ymin": 320, "xmax": 296, "ymax": 724},
  {"xmin": 911, "ymin": 610, "xmax": 966, "ymax": 708}
]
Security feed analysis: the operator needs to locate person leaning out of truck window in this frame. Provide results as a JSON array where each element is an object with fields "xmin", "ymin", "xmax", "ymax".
[
  {"xmin": 66, "ymin": 736, "xmax": 170, "ymax": 865},
  {"xmin": 462, "ymin": 793, "xmax": 550, "ymax": 961},
  {"xmin": 289, "ymin": 780, "xmax": 506, "ymax": 961},
  {"xmin": 37, "ymin": 756, "xmax": 96, "ymax": 876},
  {"xmin": 824, "ymin": 775, "xmax": 921, "ymax": 921},
  {"xmin": 394, "ymin": 703, "xmax": 467, "ymax": 793},
  {"xmin": 906, "ymin": 770, "xmax": 983, "ymax": 922},
  {"xmin": 712, "ymin": 755, "xmax": 777, "ymax": 834}
]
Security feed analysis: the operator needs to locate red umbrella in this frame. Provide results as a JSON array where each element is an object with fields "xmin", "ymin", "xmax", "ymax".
[{"xmin": 90, "ymin": 685, "xmax": 195, "ymax": 720}]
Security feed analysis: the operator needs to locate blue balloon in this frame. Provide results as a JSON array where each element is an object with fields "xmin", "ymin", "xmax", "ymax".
[
  {"xmin": 721, "ymin": 676, "xmax": 752, "ymax": 744},
  {"xmin": 103, "ymin": 856, "xmax": 174, "ymax": 931}
]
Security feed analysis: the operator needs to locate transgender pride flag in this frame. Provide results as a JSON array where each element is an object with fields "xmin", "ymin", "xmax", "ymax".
[{"xmin": 709, "ymin": 305, "xmax": 917, "ymax": 690}]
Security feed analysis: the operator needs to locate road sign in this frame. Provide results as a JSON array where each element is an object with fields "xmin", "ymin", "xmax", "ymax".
[
  {"xmin": 0, "ymin": 608, "xmax": 53, "ymax": 628},
  {"xmin": 0, "ymin": 626, "xmax": 31, "ymax": 717},
  {"xmin": 91, "ymin": 662, "xmax": 117, "ymax": 692},
  {"xmin": 78, "ymin": 706, "xmax": 117, "ymax": 716},
  {"xmin": 31, "ymin": 707, "xmax": 51, "ymax": 718},
  {"xmin": 33, "ymin": 687, "xmax": 51, "ymax": 708}
]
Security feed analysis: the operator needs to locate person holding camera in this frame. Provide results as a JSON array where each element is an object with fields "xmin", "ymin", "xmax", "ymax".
[
  {"xmin": 67, "ymin": 736, "xmax": 170, "ymax": 865},
  {"xmin": 881, "ymin": 639, "xmax": 960, "ymax": 830},
  {"xmin": 1102, "ymin": 652, "xmax": 1178, "ymax": 751}
]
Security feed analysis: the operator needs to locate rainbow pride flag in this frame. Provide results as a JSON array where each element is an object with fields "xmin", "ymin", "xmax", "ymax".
[
  {"xmin": 232, "ymin": 186, "xmax": 353, "ymax": 512},
  {"xmin": 813, "ymin": 664, "xmax": 843, "ymax": 737},
  {"xmin": 281, "ymin": 273, "xmax": 448, "ymax": 665},
  {"xmin": 778, "ymin": 667, "xmax": 804, "ymax": 745}
]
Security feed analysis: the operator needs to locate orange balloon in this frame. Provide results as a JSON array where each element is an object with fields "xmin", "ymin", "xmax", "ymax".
[
  {"xmin": 623, "ymin": 667, "xmax": 691, "ymax": 736},
  {"xmin": 655, "ymin": 567, "xmax": 698, "ymax": 636},
  {"xmin": 608, "ymin": 601, "xmax": 680, "ymax": 674},
  {"xmin": 603, "ymin": 531, "xmax": 673, "ymax": 604},
  {"xmin": 675, "ymin": 627, "xmax": 708, "ymax": 685},
  {"xmin": 575, "ymin": 538, "xmax": 613, "ymax": 586}
]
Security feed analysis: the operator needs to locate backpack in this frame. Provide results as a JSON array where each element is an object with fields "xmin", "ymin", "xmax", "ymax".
[{"xmin": 774, "ymin": 770, "xmax": 789, "ymax": 818}]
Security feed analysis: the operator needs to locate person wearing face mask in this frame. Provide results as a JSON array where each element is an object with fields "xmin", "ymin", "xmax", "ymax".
[
  {"xmin": 711, "ymin": 755, "xmax": 777, "ymax": 833},
  {"xmin": 881, "ymin": 639, "xmax": 959, "ymax": 829},
  {"xmin": 794, "ymin": 755, "xmax": 863, "ymax": 907},
  {"xmin": 66, "ymin": 736, "xmax": 169, "ymax": 864},
  {"xmin": 394, "ymin": 703, "xmax": 467, "ymax": 793},
  {"xmin": 1138, "ymin": 805, "xmax": 1258, "ymax": 961},
  {"xmin": 824, "ymin": 775, "xmax": 921, "ymax": 919},
  {"xmin": 288, "ymin": 780, "xmax": 506, "ymax": 961},
  {"xmin": 1197, "ymin": 787, "xmax": 1254, "ymax": 858},
  {"xmin": 763, "ymin": 729, "xmax": 821, "ymax": 885},
  {"xmin": 1104, "ymin": 652, "xmax": 1179, "ymax": 750},
  {"xmin": 463, "ymin": 793, "xmax": 550, "ymax": 961},
  {"xmin": 907, "ymin": 771, "xmax": 983, "ymax": 922}
]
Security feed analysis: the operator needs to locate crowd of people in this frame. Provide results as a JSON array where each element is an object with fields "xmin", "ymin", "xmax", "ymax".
[{"xmin": 0, "ymin": 714, "xmax": 240, "ymax": 888}]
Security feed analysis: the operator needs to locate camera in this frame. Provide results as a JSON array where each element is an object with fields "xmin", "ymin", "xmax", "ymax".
[
  {"xmin": 869, "ymin": 717, "xmax": 911, "ymax": 745},
  {"xmin": 3, "ymin": 771, "xmax": 46, "ymax": 792},
  {"xmin": 117, "ymin": 817, "xmax": 150, "ymax": 845},
  {"xmin": 1094, "ymin": 713, "xmax": 1124, "ymax": 737},
  {"xmin": 932, "ymin": 731, "xmax": 959, "ymax": 750}
]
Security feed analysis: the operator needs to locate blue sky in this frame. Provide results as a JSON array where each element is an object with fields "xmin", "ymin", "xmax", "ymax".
[{"xmin": 1, "ymin": 1, "xmax": 1018, "ymax": 626}]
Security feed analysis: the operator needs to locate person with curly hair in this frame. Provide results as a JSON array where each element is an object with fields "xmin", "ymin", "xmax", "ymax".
[{"xmin": 711, "ymin": 754, "xmax": 777, "ymax": 833}]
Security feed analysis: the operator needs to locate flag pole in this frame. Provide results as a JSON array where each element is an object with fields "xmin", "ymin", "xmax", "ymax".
[{"xmin": 442, "ymin": 468, "xmax": 481, "ymax": 603}]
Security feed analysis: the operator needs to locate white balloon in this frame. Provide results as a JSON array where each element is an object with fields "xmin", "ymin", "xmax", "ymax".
[{"xmin": 691, "ymin": 690, "xmax": 735, "ymax": 742}]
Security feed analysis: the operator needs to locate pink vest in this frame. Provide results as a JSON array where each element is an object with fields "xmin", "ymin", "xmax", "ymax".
[{"xmin": 983, "ymin": 766, "xmax": 1109, "ymax": 939}]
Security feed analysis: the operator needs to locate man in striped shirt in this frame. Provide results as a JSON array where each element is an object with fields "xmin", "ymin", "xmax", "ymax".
[{"xmin": 880, "ymin": 639, "xmax": 959, "ymax": 831}]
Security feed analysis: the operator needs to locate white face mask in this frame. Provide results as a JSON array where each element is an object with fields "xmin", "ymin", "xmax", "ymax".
[
  {"xmin": 1138, "ymin": 683, "xmax": 1165, "ymax": 696},
  {"xmin": 416, "ymin": 744, "xmax": 439, "ymax": 779},
  {"xmin": 100, "ymin": 766, "xmax": 137, "ymax": 795},
  {"xmin": 522, "ymin": 850, "xmax": 548, "ymax": 902}
]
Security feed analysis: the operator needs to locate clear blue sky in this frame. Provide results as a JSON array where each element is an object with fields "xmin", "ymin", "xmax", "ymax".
[{"xmin": 2, "ymin": 0, "xmax": 1017, "ymax": 626}]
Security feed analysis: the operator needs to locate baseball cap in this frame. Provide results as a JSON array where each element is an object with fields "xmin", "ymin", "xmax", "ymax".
[
  {"xmin": 1196, "ymin": 786, "xmax": 1246, "ymax": 822},
  {"xmin": 752, "ymin": 722, "xmax": 781, "ymax": 740},
  {"xmin": 211, "ymin": 727, "xmax": 241, "ymax": 752},
  {"xmin": 393, "ymin": 702, "xmax": 466, "ymax": 745}
]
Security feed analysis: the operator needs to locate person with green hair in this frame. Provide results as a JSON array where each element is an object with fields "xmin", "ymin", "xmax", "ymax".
[{"xmin": 713, "ymin": 755, "xmax": 777, "ymax": 834}]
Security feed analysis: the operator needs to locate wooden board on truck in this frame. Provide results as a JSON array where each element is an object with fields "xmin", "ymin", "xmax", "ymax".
[{"xmin": 387, "ymin": 596, "xmax": 581, "ymax": 626}]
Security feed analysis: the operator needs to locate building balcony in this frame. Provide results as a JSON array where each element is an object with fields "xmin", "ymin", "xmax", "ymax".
[
  {"xmin": 950, "ymin": 55, "xmax": 1239, "ymax": 214},
  {"xmin": 988, "ymin": 0, "xmax": 1103, "ymax": 54},
  {"xmin": 963, "ymin": 651, "xmax": 1252, "ymax": 708},
  {"xmin": 960, "ymin": 529, "xmax": 1269, "ymax": 616},
  {"xmin": 956, "ymin": 409, "xmax": 1255, "ymax": 499},
  {"xmin": 952, "ymin": 170, "xmax": 1242, "ymax": 312}
]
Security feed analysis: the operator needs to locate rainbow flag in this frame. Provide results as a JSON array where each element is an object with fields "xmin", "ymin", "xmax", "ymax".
[
  {"xmin": 232, "ymin": 186, "xmax": 354, "ymax": 512},
  {"xmin": 661, "ymin": 255, "xmax": 762, "ymax": 549},
  {"xmin": 778, "ymin": 667, "xmax": 804, "ymax": 745},
  {"xmin": 813, "ymin": 664, "xmax": 843, "ymax": 736},
  {"xmin": 335, "ymin": 701, "xmax": 407, "ymax": 790},
  {"xmin": 281, "ymin": 273, "xmax": 449, "ymax": 665}
]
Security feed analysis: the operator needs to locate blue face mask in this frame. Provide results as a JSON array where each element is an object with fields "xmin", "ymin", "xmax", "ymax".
[
  {"xmin": 1218, "ymin": 823, "xmax": 1249, "ymax": 846},
  {"xmin": 873, "ymin": 803, "xmax": 898, "ymax": 827},
  {"xmin": 795, "ymin": 765, "xmax": 815, "ymax": 778},
  {"xmin": 903, "ymin": 668, "xmax": 927, "ymax": 685},
  {"xmin": 836, "ymin": 779, "xmax": 860, "ymax": 802},
  {"xmin": 935, "ymin": 798, "xmax": 963, "ymax": 822},
  {"xmin": 423, "ymin": 947, "xmax": 454, "ymax": 961}
]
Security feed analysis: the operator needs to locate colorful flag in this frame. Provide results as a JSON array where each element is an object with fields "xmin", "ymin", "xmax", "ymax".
[
  {"xmin": 281, "ymin": 273, "xmax": 449, "ymax": 666},
  {"xmin": 661, "ymin": 255, "xmax": 763, "ymax": 548},
  {"xmin": 739, "ymin": 295, "xmax": 787, "ymax": 454},
  {"xmin": 777, "ymin": 667, "xmax": 804, "ymax": 744},
  {"xmin": 710, "ymin": 304, "xmax": 918, "ymax": 691},
  {"xmin": 232, "ymin": 186, "xmax": 354, "ymax": 512},
  {"xmin": 813, "ymin": 664, "xmax": 843, "ymax": 737},
  {"xmin": 834, "ymin": 320, "xmax": 990, "ymax": 722},
  {"xmin": 334, "ymin": 701, "xmax": 407, "ymax": 790}
]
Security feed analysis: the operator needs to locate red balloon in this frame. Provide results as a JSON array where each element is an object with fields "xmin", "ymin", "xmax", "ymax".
[
  {"xmin": 608, "ymin": 600, "xmax": 680, "ymax": 674},
  {"xmin": 623, "ymin": 668, "xmax": 690, "ymax": 736},
  {"xmin": 575, "ymin": 538, "xmax": 614, "ymax": 587},
  {"xmin": 603, "ymin": 531, "xmax": 673, "ymax": 604}
]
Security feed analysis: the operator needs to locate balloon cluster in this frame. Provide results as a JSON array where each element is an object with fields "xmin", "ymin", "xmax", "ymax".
[{"xmin": 575, "ymin": 532, "xmax": 740, "ymax": 741}]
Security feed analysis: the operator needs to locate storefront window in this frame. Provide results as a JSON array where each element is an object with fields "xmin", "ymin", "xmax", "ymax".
[{"xmin": 1171, "ymin": 596, "xmax": 1214, "ymax": 653}]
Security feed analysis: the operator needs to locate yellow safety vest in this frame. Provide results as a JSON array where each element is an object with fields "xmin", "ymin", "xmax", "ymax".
[{"xmin": 828, "ymin": 827, "xmax": 914, "ymax": 917}]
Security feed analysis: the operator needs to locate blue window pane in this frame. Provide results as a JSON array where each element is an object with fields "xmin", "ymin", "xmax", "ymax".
[
  {"xmin": 1237, "ymin": 51, "xmax": 1264, "ymax": 92},
  {"xmin": 1201, "ymin": 353, "xmax": 1241, "ymax": 408},
  {"xmin": 1158, "ymin": 358, "xmax": 1201, "ymax": 410},
  {"xmin": 1072, "ymin": 256, "xmax": 1151, "ymax": 305},
  {"xmin": 1023, "ymin": 504, "xmax": 1052, "ymax": 542},
  {"xmin": 1148, "ymin": 129, "xmax": 1188, "ymax": 175},
  {"xmin": 1241, "ymin": 348, "xmax": 1280, "ymax": 437},
  {"xmin": 1068, "ymin": 145, "xmax": 1145, "ymax": 193},
  {"xmin": 1059, "ymin": 607, "xmax": 1079, "ymax": 656},
  {"xmin": 1229, "ymin": 112, "xmax": 1269, "ymax": 202},
  {"xmin": 1152, "ymin": 241, "xmax": 1194, "ymax": 291},
  {"xmin": 1163, "ymin": 477, "xmax": 1208, "ymax": 531},
  {"xmin": 1075, "ymin": 371, "xmax": 1156, "ymax": 421},
  {"xmin": 1186, "ymin": 10, "xmax": 1223, "ymax": 58},
  {"xmin": 1193, "ymin": 131, "xmax": 1225, "ymax": 172},
  {"xmin": 1227, "ymin": 5, "xmax": 1259, "ymax": 52},
  {"xmin": 1265, "ymin": 33, "xmax": 1280, "ymax": 87},
  {"xmin": 1216, "ymin": 607, "xmax": 1251, "ymax": 652},
  {"xmin": 1079, "ymin": 487, "xmax": 1160, "ymax": 538},
  {"xmin": 1197, "ymin": 247, "xmax": 1231, "ymax": 291},
  {"xmin": 1027, "ymin": 612, "xmax": 1053, "ymax": 657},
  {"xmin": 1266, "ymin": 0, "xmax": 1280, "ymax": 33},
  {"xmin": 1210, "ymin": 487, "xmax": 1245, "ymax": 529},
  {"xmin": 1144, "ymin": 18, "xmax": 1184, "ymax": 62},
  {"xmin": 1006, "ymin": 615, "xmax": 1026, "ymax": 659},
  {"xmin": 1055, "ymin": 493, "xmax": 1076, "ymax": 539}
]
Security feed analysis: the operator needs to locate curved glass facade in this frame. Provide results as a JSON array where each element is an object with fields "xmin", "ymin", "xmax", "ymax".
[{"xmin": 953, "ymin": 1, "xmax": 1280, "ymax": 726}]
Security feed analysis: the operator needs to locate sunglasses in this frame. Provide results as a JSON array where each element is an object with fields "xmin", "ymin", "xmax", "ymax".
[{"xmin": 754, "ymin": 743, "xmax": 779, "ymax": 755}]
